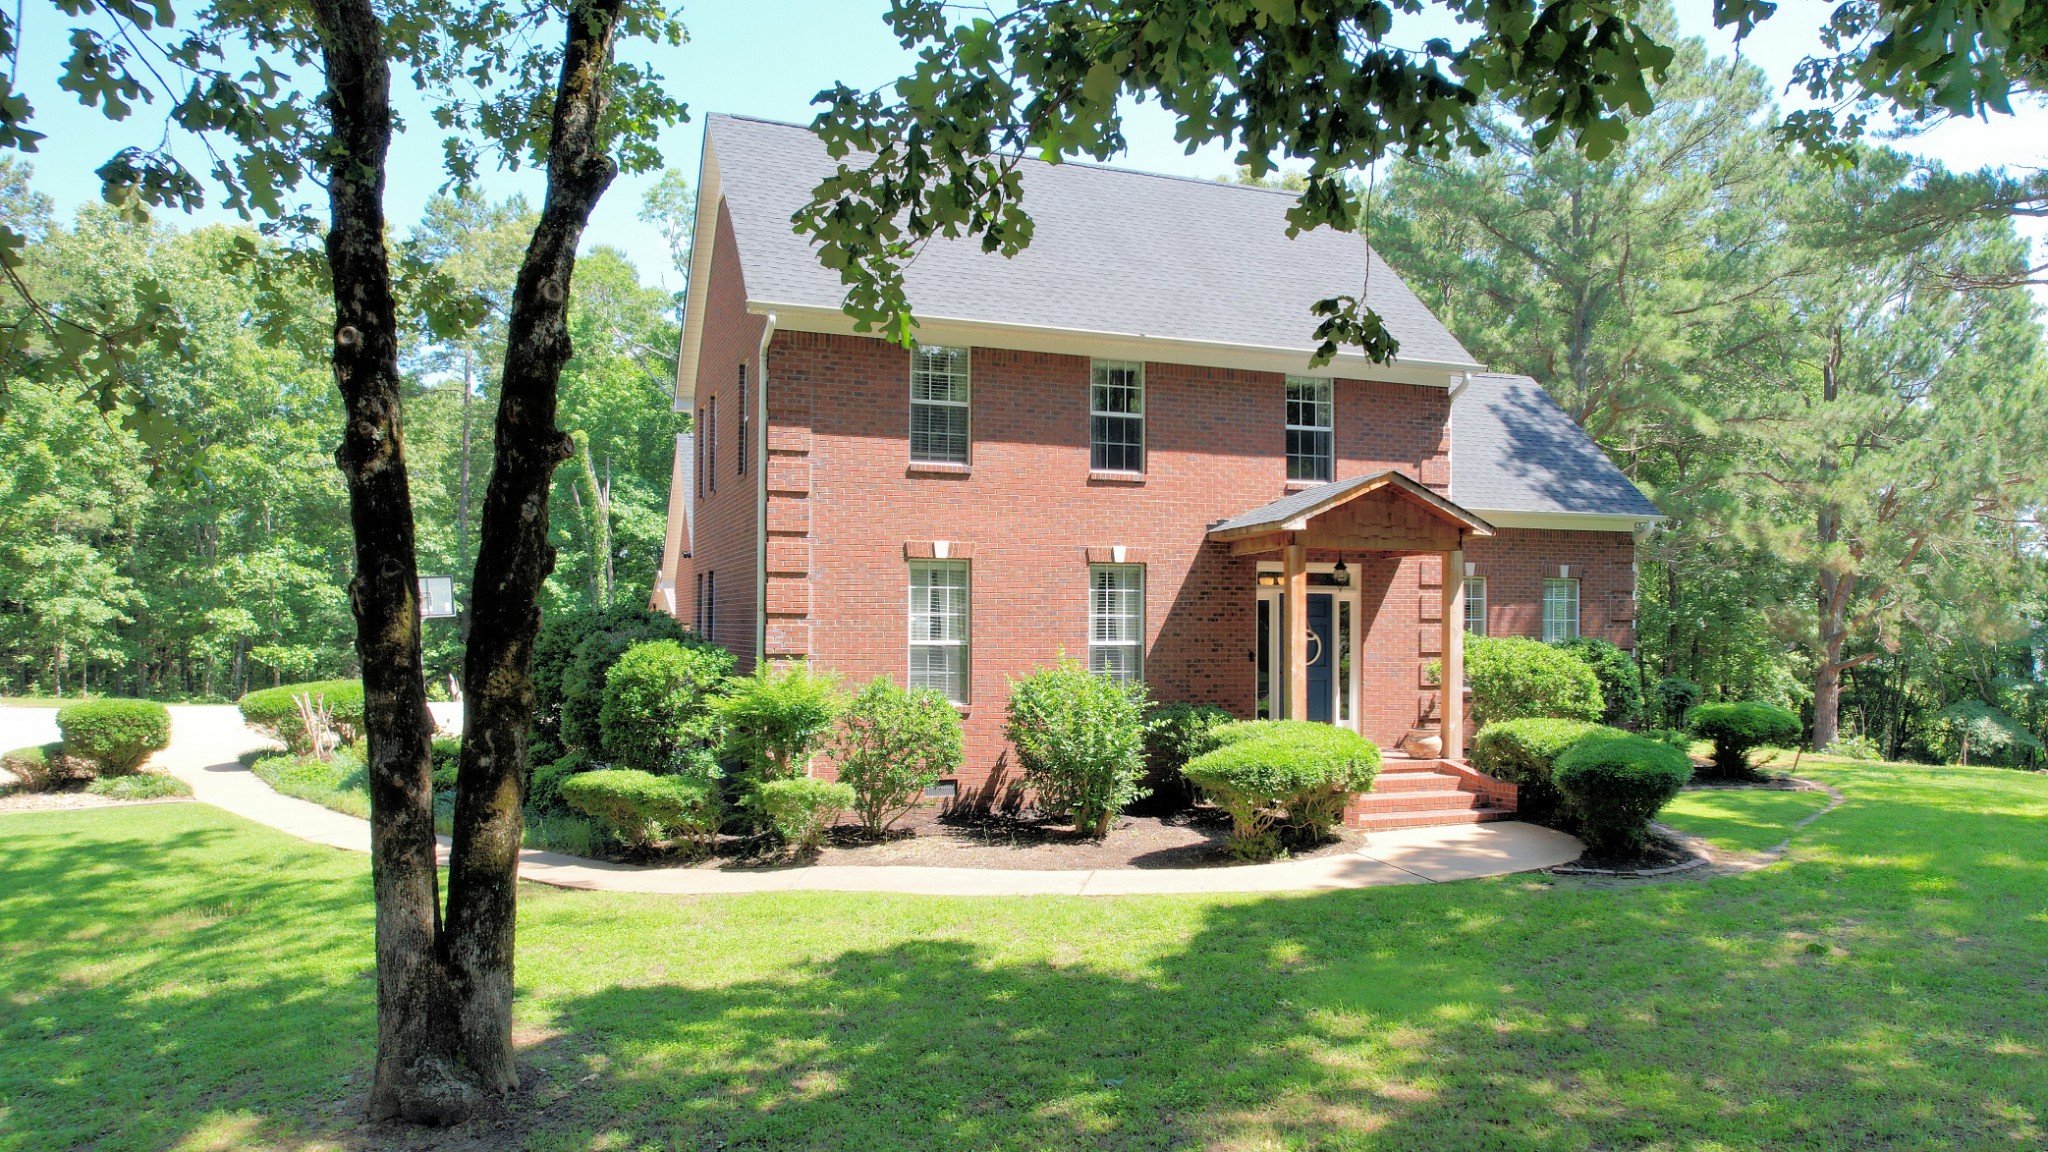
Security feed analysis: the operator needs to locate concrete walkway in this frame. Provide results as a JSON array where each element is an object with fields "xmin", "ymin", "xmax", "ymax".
[{"xmin": 2, "ymin": 704, "xmax": 1584, "ymax": 896}]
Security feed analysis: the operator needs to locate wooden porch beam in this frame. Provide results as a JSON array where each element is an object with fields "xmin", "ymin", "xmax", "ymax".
[
  {"xmin": 1227, "ymin": 531, "xmax": 1292, "ymax": 557},
  {"xmin": 1440, "ymin": 547, "xmax": 1465, "ymax": 759},
  {"xmin": 1285, "ymin": 543, "xmax": 1307, "ymax": 723}
]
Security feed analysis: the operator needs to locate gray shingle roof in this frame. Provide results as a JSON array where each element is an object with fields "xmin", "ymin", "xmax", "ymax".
[
  {"xmin": 1451, "ymin": 373, "xmax": 1661, "ymax": 519},
  {"xmin": 709, "ymin": 114, "xmax": 1477, "ymax": 367},
  {"xmin": 1209, "ymin": 471, "xmax": 1493, "ymax": 537}
]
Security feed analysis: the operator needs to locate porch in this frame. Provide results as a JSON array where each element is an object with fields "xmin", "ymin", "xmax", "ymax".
[{"xmin": 1208, "ymin": 471, "xmax": 1517, "ymax": 830}]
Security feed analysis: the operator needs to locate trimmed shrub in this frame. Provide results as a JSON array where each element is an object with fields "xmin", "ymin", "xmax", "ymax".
[
  {"xmin": 535, "ymin": 605, "xmax": 694, "ymax": 755},
  {"xmin": 1142, "ymin": 701, "xmax": 1234, "ymax": 808},
  {"xmin": 87, "ymin": 773, "xmax": 192, "ymax": 800},
  {"xmin": 1004, "ymin": 659, "xmax": 1150, "ymax": 838},
  {"xmin": 431, "ymin": 737, "xmax": 462, "ymax": 791},
  {"xmin": 1553, "ymin": 734, "xmax": 1694, "ymax": 855},
  {"xmin": 238, "ymin": 680, "xmax": 365, "ymax": 753},
  {"xmin": 1690, "ymin": 701, "xmax": 1801, "ymax": 778},
  {"xmin": 832, "ymin": 679, "xmax": 963, "ymax": 836},
  {"xmin": 527, "ymin": 750, "xmax": 589, "ymax": 815},
  {"xmin": 1558, "ymin": 637, "xmax": 1644, "ymax": 728},
  {"xmin": 716, "ymin": 662, "xmax": 843, "ymax": 782},
  {"xmin": 560, "ymin": 768, "xmax": 721, "ymax": 853},
  {"xmin": 1468, "ymin": 718, "xmax": 1623, "ymax": 817},
  {"xmin": 1464, "ymin": 637, "xmax": 1603, "ymax": 728},
  {"xmin": 57, "ymin": 699, "xmax": 171, "ymax": 775},
  {"xmin": 751, "ymin": 777, "xmax": 856, "ymax": 852},
  {"xmin": 1642, "ymin": 728, "xmax": 1695, "ymax": 755},
  {"xmin": 598, "ymin": 640, "xmax": 735, "ymax": 774},
  {"xmin": 1182, "ymin": 720, "xmax": 1380, "ymax": 860},
  {"xmin": 522, "ymin": 810, "xmax": 619, "ymax": 857},
  {"xmin": 2, "ymin": 743, "xmax": 64, "ymax": 791},
  {"xmin": 1654, "ymin": 677, "xmax": 1703, "ymax": 728}
]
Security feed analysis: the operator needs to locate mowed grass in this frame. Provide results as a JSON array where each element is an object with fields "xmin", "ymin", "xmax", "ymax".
[
  {"xmin": 2, "ymin": 761, "xmax": 2044, "ymax": 1151},
  {"xmin": 1661, "ymin": 787, "xmax": 1836, "ymax": 854}
]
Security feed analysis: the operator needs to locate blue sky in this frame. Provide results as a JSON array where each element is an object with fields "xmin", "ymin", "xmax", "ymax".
[{"xmin": 12, "ymin": 0, "xmax": 2045, "ymax": 294}]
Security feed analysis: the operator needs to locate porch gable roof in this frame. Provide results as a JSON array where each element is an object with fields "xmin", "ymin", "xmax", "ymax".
[{"xmin": 1207, "ymin": 471, "xmax": 1495, "ymax": 547}]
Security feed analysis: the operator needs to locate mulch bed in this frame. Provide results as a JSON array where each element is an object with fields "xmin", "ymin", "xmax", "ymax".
[{"xmin": 609, "ymin": 804, "xmax": 1366, "ymax": 872}]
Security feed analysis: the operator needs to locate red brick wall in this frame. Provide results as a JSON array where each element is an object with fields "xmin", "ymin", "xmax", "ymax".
[
  {"xmin": 1464, "ymin": 529, "xmax": 1636, "ymax": 649},
  {"xmin": 679, "ymin": 203, "xmax": 765, "ymax": 667}
]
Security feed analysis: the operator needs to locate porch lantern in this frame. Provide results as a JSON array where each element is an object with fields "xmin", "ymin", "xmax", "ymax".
[{"xmin": 1331, "ymin": 558, "xmax": 1350, "ymax": 585}]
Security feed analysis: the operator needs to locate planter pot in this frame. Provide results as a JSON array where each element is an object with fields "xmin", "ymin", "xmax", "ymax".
[{"xmin": 1399, "ymin": 728, "xmax": 1443, "ymax": 759}]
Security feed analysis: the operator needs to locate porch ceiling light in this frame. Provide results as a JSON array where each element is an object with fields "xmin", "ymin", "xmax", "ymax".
[{"xmin": 1331, "ymin": 559, "xmax": 1350, "ymax": 586}]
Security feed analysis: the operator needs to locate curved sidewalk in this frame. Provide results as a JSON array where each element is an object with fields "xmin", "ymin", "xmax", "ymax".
[{"xmin": 17, "ymin": 705, "xmax": 1586, "ymax": 896}]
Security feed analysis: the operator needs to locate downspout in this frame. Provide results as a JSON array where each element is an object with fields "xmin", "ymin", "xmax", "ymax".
[{"xmin": 755, "ymin": 310, "xmax": 777, "ymax": 668}]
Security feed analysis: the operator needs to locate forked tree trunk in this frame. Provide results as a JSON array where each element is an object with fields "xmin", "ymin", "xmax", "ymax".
[
  {"xmin": 440, "ymin": 0, "xmax": 629, "ymax": 1096},
  {"xmin": 308, "ymin": 0, "xmax": 460, "ymax": 1123}
]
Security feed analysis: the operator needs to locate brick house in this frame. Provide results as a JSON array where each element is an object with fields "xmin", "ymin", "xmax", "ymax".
[{"xmin": 651, "ymin": 115, "xmax": 1661, "ymax": 828}]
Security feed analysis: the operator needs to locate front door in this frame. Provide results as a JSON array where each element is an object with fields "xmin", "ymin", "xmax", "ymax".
[{"xmin": 1305, "ymin": 592, "xmax": 1335, "ymax": 723}]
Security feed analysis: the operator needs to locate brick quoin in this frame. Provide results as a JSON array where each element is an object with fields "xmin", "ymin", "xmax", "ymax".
[{"xmin": 676, "ymin": 304, "xmax": 1640, "ymax": 797}]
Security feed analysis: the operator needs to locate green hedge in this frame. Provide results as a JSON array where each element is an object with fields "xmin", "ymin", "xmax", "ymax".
[
  {"xmin": 1690, "ymin": 701, "xmax": 1801, "ymax": 778},
  {"xmin": 831, "ymin": 679, "xmax": 963, "ymax": 836},
  {"xmin": 531, "ymin": 604, "xmax": 694, "ymax": 755},
  {"xmin": 527, "ymin": 750, "xmax": 589, "ymax": 815},
  {"xmin": 57, "ymin": 698, "xmax": 171, "ymax": 775},
  {"xmin": 2, "ymin": 743, "xmax": 65, "ymax": 791},
  {"xmin": 560, "ymin": 768, "xmax": 721, "ymax": 853},
  {"xmin": 1182, "ymin": 720, "xmax": 1379, "ymax": 860},
  {"xmin": 1468, "ymin": 718, "xmax": 1624, "ymax": 818},
  {"xmin": 1553, "ymin": 734, "xmax": 1694, "ymax": 855},
  {"xmin": 750, "ymin": 777, "xmax": 855, "ymax": 852},
  {"xmin": 87, "ymin": 773, "xmax": 192, "ymax": 800},
  {"xmin": 1005, "ymin": 659, "xmax": 1150, "ymax": 838},
  {"xmin": 1464, "ymin": 637, "xmax": 1604, "ymax": 728},
  {"xmin": 598, "ymin": 640, "xmax": 733, "ymax": 773},
  {"xmin": 715, "ymin": 662, "xmax": 843, "ymax": 782},
  {"xmin": 1142, "ymin": 701, "xmax": 1234, "ymax": 808},
  {"xmin": 1557, "ymin": 637, "xmax": 1644, "ymax": 727},
  {"xmin": 237, "ymin": 680, "xmax": 365, "ymax": 753},
  {"xmin": 431, "ymin": 737, "xmax": 462, "ymax": 790}
]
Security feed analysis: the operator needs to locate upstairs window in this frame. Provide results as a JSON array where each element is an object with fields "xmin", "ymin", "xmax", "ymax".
[
  {"xmin": 909, "ymin": 561, "xmax": 970, "ymax": 703},
  {"xmin": 1090, "ymin": 360, "xmax": 1145, "ymax": 473},
  {"xmin": 736, "ymin": 364, "xmax": 748, "ymax": 476},
  {"xmin": 1543, "ymin": 578, "xmax": 1580, "ymax": 643},
  {"xmin": 910, "ymin": 345, "xmax": 971, "ymax": 464},
  {"xmin": 1088, "ymin": 565, "xmax": 1145, "ymax": 682},
  {"xmin": 1464, "ymin": 576, "xmax": 1488, "ymax": 636},
  {"xmin": 1285, "ymin": 376, "xmax": 1334, "ymax": 483}
]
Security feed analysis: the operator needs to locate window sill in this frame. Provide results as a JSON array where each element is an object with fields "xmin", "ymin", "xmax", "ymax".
[
  {"xmin": 1088, "ymin": 470, "xmax": 1145, "ymax": 485},
  {"xmin": 907, "ymin": 461, "xmax": 972, "ymax": 477}
]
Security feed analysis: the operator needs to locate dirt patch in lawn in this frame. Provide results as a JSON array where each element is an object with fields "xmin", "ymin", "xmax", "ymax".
[
  {"xmin": 0, "ymin": 786, "xmax": 189, "ymax": 813},
  {"xmin": 611, "ymin": 805, "xmax": 1367, "ymax": 872}
]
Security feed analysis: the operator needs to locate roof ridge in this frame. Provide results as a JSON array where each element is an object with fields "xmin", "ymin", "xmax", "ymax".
[{"xmin": 707, "ymin": 111, "xmax": 1306, "ymax": 201}]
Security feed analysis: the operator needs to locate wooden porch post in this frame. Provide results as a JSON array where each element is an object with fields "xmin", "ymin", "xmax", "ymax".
[
  {"xmin": 1440, "ymin": 546, "xmax": 1465, "ymax": 759},
  {"xmin": 1284, "ymin": 541, "xmax": 1307, "ymax": 722}
]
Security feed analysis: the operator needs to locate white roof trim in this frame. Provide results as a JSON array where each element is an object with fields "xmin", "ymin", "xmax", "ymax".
[
  {"xmin": 672, "ymin": 133, "xmax": 724, "ymax": 410},
  {"xmin": 1471, "ymin": 509, "xmax": 1663, "ymax": 532},
  {"xmin": 749, "ymin": 301, "xmax": 1476, "ymax": 388}
]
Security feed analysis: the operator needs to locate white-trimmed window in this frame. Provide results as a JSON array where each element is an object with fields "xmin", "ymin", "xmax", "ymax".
[
  {"xmin": 1465, "ymin": 576, "xmax": 1488, "ymax": 636},
  {"xmin": 909, "ymin": 561, "xmax": 970, "ymax": 703},
  {"xmin": 910, "ymin": 345, "xmax": 970, "ymax": 464},
  {"xmin": 1088, "ymin": 565, "xmax": 1144, "ymax": 681},
  {"xmin": 1285, "ymin": 376, "xmax": 1333, "ymax": 482},
  {"xmin": 697, "ymin": 571, "xmax": 715, "ymax": 642},
  {"xmin": 1090, "ymin": 360, "xmax": 1144, "ymax": 473},
  {"xmin": 1543, "ymin": 578, "xmax": 1580, "ymax": 642}
]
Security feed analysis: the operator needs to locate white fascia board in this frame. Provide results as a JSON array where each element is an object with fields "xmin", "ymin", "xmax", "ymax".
[
  {"xmin": 1472, "ymin": 509, "xmax": 1663, "ymax": 532},
  {"xmin": 672, "ymin": 135, "xmax": 724, "ymax": 411},
  {"xmin": 748, "ymin": 301, "xmax": 1480, "ymax": 389}
]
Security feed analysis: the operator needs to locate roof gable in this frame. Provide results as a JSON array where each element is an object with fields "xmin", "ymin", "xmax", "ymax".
[
  {"xmin": 705, "ymin": 113, "xmax": 1477, "ymax": 370},
  {"xmin": 1449, "ymin": 373, "xmax": 1661, "ymax": 521}
]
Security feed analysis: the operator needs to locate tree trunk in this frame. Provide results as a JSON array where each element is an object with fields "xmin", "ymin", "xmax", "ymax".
[
  {"xmin": 308, "ymin": 0, "xmax": 465, "ymax": 1124},
  {"xmin": 441, "ymin": 0, "xmax": 628, "ymax": 1094}
]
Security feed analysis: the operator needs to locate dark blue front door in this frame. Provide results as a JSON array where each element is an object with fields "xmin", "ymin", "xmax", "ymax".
[{"xmin": 1305, "ymin": 592, "xmax": 1334, "ymax": 723}]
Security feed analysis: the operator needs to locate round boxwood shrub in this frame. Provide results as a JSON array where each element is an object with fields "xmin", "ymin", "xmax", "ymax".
[
  {"xmin": 57, "ymin": 699, "xmax": 171, "ymax": 775},
  {"xmin": 237, "ymin": 679, "xmax": 365, "ymax": 753},
  {"xmin": 1690, "ymin": 701, "xmax": 1801, "ymax": 778},
  {"xmin": 1553, "ymin": 733, "xmax": 1694, "ymax": 855},
  {"xmin": 1464, "ymin": 636, "xmax": 1603, "ymax": 728},
  {"xmin": 538, "ymin": 605, "xmax": 695, "ymax": 755},
  {"xmin": 598, "ymin": 640, "xmax": 735, "ymax": 774},
  {"xmin": 1468, "ymin": 718, "xmax": 1624, "ymax": 818},
  {"xmin": 560, "ymin": 768, "xmax": 721, "ymax": 853},
  {"xmin": 1004, "ymin": 658, "xmax": 1150, "ymax": 838},
  {"xmin": 1557, "ymin": 637, "xmax": 1644, "ymax": 727},
  {"xmin": 750, "ymin": 777, "xmax": 856, "ymax": 852},
  {"xmin": 831, "ymin": 679, "xmax": 964, "ymax": 836},
  {"xmin": 1182, "ymin": 720, "xmax": 1380, "ymax": 860}
]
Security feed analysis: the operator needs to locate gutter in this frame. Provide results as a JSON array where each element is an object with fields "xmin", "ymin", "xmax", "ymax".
[{"xmin": 754, "ymin": 310, "xmax": 776, "ymax": 668}]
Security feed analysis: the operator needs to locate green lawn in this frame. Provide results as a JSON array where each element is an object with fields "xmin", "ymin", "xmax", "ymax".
[
  {"xmin": 2, "ymin": 761, "xmax": 2044, "ymax": 1151},
  {"xmin": 1661, "ymin": 787, "xmax": 1836, "ymax": 854}
]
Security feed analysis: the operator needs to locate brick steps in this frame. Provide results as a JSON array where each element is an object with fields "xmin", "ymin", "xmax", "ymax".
[{"xmin": 1345, "ymin": 753, "xmax": 1518, "ymax": 832}]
